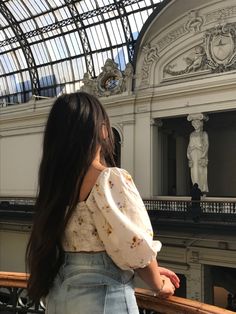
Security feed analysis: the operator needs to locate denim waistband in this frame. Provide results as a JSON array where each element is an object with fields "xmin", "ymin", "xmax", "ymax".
[
  {"xmin": 63, "ymin": 251, "xmax": 112, "ymax": 266},
  {"xmin": 61, "ymin": 251, "xmax": 134, "ymax": 284}
]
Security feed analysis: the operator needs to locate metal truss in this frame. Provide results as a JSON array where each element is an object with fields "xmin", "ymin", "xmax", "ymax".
[
  {"xmin": 0, "ymin": 1, "xmax": 40, "ymax": 96},
  {"xmin": 113, "ymin": 0, "xmax": 134, "ymax": 63},
  {"xmin": 64, "ymin": 0, "xmax": 95, "ymax": 77},
  {"xmin": 0, "ymin": 0, "xmax": 164, "ymax": 103}
]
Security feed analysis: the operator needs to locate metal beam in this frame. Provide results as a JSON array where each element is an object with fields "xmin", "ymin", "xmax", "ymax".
[
  {"xmin": 0, "ymin": 1, "xmax": 40, "ymax": 96},
  {"xmin": 65, "ymin": 0, "xmax": 97, "ymax": 77}
]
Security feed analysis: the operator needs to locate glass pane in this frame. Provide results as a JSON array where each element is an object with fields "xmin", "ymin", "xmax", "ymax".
[
  {"xmin": 6, "ymin": 0, "xmax": 30, "ymax": 21},
  {"xmin": 14, "ymin": 49, "xmax": 28, "ymax": 68},
  {"xmin": 0, "ymin": 0, "xmax": 164, "ymax": 103}
]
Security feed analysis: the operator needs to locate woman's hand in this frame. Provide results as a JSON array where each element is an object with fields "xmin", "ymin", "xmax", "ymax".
[
  {"xmin": 156, "ymin": 275, "xmax": 176, "ymax": 298},
  {"xmin": 158, "ymin": 267, "xmax": 180, "ymax": 288}
]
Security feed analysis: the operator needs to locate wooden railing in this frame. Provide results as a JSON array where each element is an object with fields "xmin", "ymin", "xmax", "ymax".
[
  {"xmin": 136, "ymin": 288, "xmax": 235, "ymax": 314},
  {"xmin": 0, "ymin": 271, "xmax": 235, "ymax": 314}
]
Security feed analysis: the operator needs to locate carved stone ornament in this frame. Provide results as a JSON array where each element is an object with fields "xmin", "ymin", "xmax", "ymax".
[
  {"xmin": 141, "ymin": 43, "xmax": 159, "ymax": 83},
  {"xmin": 96, "ymin": 59, "xmax": 124, "ymax": 97},
  {"xmin": 123, "ymin": 62, "xmax": 134, "ymax": 94},
  {"xmin": 187, "ymin": 113, "xmax": 208, "ymax": 122},
  {"xmin": 164, "ymin": 22, "xmax": 236, "ymax": 78},
  {"xmin": 80, "ymin": 72, "xmax": 96, "ymax": 95},
  {"xmin": 185, "ymin": 10, "xmax": 204, "ymax": 33},
  {"xmin": 205, "ymin": 23, "xmax": 236, "ymax": 72},
  {"xmin": 164, "ymin": 45, "xmax": 207, "ymax": 77}
]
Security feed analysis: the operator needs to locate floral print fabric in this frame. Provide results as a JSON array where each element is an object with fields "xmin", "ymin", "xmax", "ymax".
[{"xmin": 62, "ymin": 167, "xmax": 161, "ymax": 270}]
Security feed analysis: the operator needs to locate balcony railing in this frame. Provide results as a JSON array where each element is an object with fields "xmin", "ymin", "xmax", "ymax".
[
  {"xmin": 0, "ymin": 271, "xmax": 235, "ymax": 314},
  {"xmin": 144, "ymin": 198, "xmax": 236, "ymax": 223},
  {"xmin": 1, "ymin": 197, "xmax": 236, "ymax": 223}
]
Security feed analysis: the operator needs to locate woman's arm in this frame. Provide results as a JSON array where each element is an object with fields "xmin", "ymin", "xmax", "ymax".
[
  {"xmin": 158, "ymin": 266, "xmax": 180, "ymax": 288},
  {"xmin": 135, "ymin": 259, "xmax": 176, "ymax": 297}
]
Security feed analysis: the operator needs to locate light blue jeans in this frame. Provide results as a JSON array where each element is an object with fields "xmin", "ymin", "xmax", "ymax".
[{"xmin": 46, "ymin": 251, "xmax": 139, "ymax": 314}]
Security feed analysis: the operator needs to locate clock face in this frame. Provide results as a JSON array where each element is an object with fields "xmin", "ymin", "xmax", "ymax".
[{"xmin": 104, "ymin": 75, "xmax": 119, "ymax": 90}]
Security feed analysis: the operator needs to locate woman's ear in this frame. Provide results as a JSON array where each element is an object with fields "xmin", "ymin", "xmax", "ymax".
[{"xmin": 101, "ymin": 124, "xmax": 108, "ymax": 140}]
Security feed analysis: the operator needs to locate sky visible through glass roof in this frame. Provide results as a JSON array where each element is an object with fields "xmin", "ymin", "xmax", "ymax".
[{"xmin": 0, "ymin": 0, "xmax": 164, "ymax": 104}]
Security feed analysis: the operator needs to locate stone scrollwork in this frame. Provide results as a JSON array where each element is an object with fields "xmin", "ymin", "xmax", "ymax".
[
  {"xmin": 80, "ymin": 72, "xmax": 96, "ymax": 95},
  {"xmin": 205, "ymin": 6, "xmax": 236, "ymax": 24},
  {"xmin": 123, "ymin": 62, "xmax": 134, "ymax": 94},
  {"xmin": 80, "ymin": 59, "xmax": 134, "ymax": 97},
  {"xmin": 95, "ymin": 59, "xmax": 135, "ymax": 97},
  {"xmin": 185, "ymin": 10, "xmax": 204, "ymax": 33},
  {"xmin": 164, "ymin": 22, "xmax": 236, "ymax": 78},
  {"xmin": 96, "ymin": 59, "xmax": 123, "ymax": 97},
  {"xmin": 141, "ymin": 43, "xmax": 159, "ymax": 84},
  {"xmin": 205, "ymin": 23, "xmax": 236, "ymax": 72},
  {"xmin": 164, "ymin": 45, "xmax": 207, "ymax": 76}
]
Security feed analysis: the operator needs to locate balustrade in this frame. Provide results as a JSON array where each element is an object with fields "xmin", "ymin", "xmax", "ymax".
[{"xmin": 1, "ymin": 197, "xmax": 236, "ymax": 223}]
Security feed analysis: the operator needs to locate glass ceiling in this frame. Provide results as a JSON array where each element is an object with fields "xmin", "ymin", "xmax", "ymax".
[{"xmin": 0, "ymin": 0, "xmax": 165, "ymax": 105}]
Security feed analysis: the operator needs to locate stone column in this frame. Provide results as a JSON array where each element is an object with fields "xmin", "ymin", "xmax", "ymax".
[
  {"xmin": 151, "ymin": 119, "xmax": 162, "ymax": 196},
  {"xmin": 186, "ymin": 248, "xmax": 213, "ymax": 303},
  {"xmin": 186, "ymin": 263, "xmax": 203, "ymax": 301},
  {"xmin": 119, "ymin": 119, "xmax": 135, "ymax": 177},
  {"xmin": 157, "ymin": 129, "xmax": 168, "ymax": 195},
  {"xmin": 134, "ymin": 110, "xmax": 152, "ymax": 198}
]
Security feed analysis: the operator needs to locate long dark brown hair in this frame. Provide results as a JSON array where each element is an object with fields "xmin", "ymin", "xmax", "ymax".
[{"xmin": 26, "ymin": 92, "xmax": 115, "ymax": 302}]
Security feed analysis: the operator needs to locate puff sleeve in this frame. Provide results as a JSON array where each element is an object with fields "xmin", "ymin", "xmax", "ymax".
[{"xmin": 86, "ymin": 167, "xmax": 162, "ymax": 270}]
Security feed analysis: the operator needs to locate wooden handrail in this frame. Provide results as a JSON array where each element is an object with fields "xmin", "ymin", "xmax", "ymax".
[
  {"xmin": 135, "ymin": 288, "xmax": 235, "ymax": 314},
  {"xmin": 0, "ymin": 271, "xmax": 29, "ymax": 288},
  {"xmin": 0, "ymin": 272, "xmax": 235, "ymax": 314}
]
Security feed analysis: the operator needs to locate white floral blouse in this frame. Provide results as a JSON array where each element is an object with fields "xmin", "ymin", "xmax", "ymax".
[{"xmin": 62, "ymin": 167, "xmax": 162, "ymax": 270}]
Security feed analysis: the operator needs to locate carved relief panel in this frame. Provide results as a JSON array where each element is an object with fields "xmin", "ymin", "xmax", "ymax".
[
  {"xmin": 163, "ymin": 22, "xmax": 236, "ymax": 80},
  {"xmin": 136, "ymin": 1, "xmax": 236, "ymax": 87}
]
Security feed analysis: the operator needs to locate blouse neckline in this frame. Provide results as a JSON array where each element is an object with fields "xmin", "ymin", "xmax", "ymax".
[{"xmin": 79, "ymin": 167, "xmax": 115, "ymax": 204}]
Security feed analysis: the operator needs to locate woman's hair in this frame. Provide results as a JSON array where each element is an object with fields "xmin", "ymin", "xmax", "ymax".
[{"xmin": 26, "ymin": 92, "xmax": 115, "ymax": 301}]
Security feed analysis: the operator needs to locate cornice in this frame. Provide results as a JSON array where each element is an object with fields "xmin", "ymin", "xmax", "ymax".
[{"xmin": 137, "ymin": 73, "xmax": 236, "ymax": 100}]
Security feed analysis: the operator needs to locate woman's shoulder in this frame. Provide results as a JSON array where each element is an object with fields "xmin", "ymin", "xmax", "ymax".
[
  {"xmin": 95, "ymin": 167, "xmax": 133, "ymax": 187},
  {"xmin": 101, "ymin": 167, "xmax": 131, "ymax": 178}
]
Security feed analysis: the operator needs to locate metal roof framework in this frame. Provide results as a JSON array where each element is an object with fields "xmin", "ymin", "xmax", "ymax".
[{"xmin": 0, "ymin": 0, "xmax": 165, "ymax": 104}]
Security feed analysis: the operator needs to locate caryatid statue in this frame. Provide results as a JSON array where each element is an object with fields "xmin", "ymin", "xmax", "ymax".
[{"xmin": 187, "ymin": 113, "xmax": 209, "ymax": 193}]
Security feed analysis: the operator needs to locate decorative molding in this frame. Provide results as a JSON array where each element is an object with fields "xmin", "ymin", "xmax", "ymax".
[
  {"xmin": 157, "ymin": 24, "xmax": 187, "ymax": 52},
  {"xmin": 136, "ymin": 104, "xmax": 149, "ymax": 113},
  {"xmin": 205, "ymin": 23, "xmax": 236, "ymax": 72},
  {"xmin": 185, "ymin": 10, "xmax": 204, "ymax": 33},
  {"xmin": 96, "ymin": 59, "xmax": 123, "ymax": 96},
  {"xmin": 187, "ymin": 113, "xmax": 208, "ymax": 122},
  {"xmin": 190, "ymin": 251, "xmax": 200, "ymax": 263},
  {"xmin": 150, "ymin": 118, "xmax": 163, "ymax": 127},
  {"xmin": 80, "ymin": 72, "xmax": 96, "ymax": 95},
  {"xmin": 80, "ymin": 59, "xmax": 134, "ymax": 97},
  {"xmin": 164, "ymin": 45, "xmax": 207, "ymax": 77},
  {"xmin": 118, "ymin": 119, "xmax": 135, "ymax": 126},
  {"xmin": 123, "ymin": 63, "xmax": 134, "ymax": 94},
  {"xmin": 205, "ymin": 6, "xmax": 236, "ymax": 25},
  {"xmin": 141, "ymin": 43, "xmax": 159, "ymax": 84},
  {"xmin": 164, "ymin": 22, "xmax": 236, "ymax": 78},
  {"xmin": 140, "ymin": 5, "xmax": 236, "ymax": 83}
]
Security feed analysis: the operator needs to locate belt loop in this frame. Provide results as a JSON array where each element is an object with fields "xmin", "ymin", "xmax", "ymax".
[
  {"xmin": 59, "ymin": 252, "xmax": 67, "ymax": 282},
  {"xmin": 102, "ymin": 251, "xmax": 108, "ymax": 268}
]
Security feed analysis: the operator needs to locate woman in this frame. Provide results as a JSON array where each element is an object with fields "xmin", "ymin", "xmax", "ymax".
[{"xmin": 26, "ymin": 92, "xmax": 179, "ymax": 313}]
